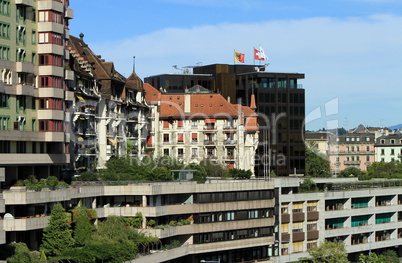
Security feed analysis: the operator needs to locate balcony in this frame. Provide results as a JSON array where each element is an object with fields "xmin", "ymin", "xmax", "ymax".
[
  {"xmin": 0, "ymin": 154, "xmax": 68, "ymax": 166},
  {"xmin": 3, "ymin": 186, "xmax": 72, "ymax": 205},
  {"xmin": 37, "ymin": 22, "xmax": 64, "ymax": 34},
  {"xmin": 223, "ymin": 139, "xmax": 237, "ymax": 145},
  {"xmin": 344, "ymin": 160, "xmax": 361, "ymax": 165},
  {"xmin": 15, "ymin": 61, "xmax": 34, "ymax": 73},
  {"xmin": 15, "ymin": 0, "xmax": 34, "ymax": 6},
  {"xmin": 1, "ymin": 216, "xmax": 49, "ymax": 231},
  {"xmin": 65, "ymin": 69, "xmax": 74, "ymax": 80},
  {"xmin": 65, "ymin": 8, "xmax": 74, "ymax": 19},
  {"xmin": 38, "ymin": 0, "xmax": 63, "ymax": 12},
  {"xmin": 204, "ymin": 140, "xmax": 216, "ymax": 145}
]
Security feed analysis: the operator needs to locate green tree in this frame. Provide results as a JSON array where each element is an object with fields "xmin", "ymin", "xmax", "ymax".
[
  {"xmin": 299, "ymin": 176, "xmax": 317, "ymax": 193},
  {"xmin": 303, "ymin": 240, "xmax": 349, "ymax": 263},
  {"xmin": 6, "ymin": 242, "xmax": 39, "ymax": 263},
  {"xmin": 200, "ymin": 158, "xmax": 228, "ymax": 178},
  {"xmin": 338, "ymin": 167, "xmax": 363, "ymax": 178},
  {"xmin": 359, "ymin": 250, "xmax": 399, "ymax": 263},
  {"xmin": 73, "ymin": 208, "xmax": 96, "ymax": 247},
  {"xmin": 228, "ymin": 168, "xmax": 252, "ymax": 179},
  {"xmin": 305, "ymin": 142, "xmax": 331, "ymax": 177},
  {"xmin": 366, "ymin": 161, "xmax": 402, "ymax": 179},
  {"xmin": 185, "ymin": 163, "xmax": 208, "ymax": 182},
  {"xmin": 41, "ymin": 203, "xmax": 74, "ymax": 257}
]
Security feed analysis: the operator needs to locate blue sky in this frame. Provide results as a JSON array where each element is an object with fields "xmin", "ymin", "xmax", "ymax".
[{"xmin": 69, "ymin": 0, "xmax": 402, "ymax": 131}]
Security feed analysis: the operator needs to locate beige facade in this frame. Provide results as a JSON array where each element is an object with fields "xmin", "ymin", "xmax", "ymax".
[{"xmin": 144, "ymin": 84, "xmax": 259, "ymax": 174}]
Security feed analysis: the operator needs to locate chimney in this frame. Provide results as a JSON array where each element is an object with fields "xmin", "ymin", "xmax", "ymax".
[
  {"xmin": 250, "ymin": 94, "xmax": 257, "ymax": 111},
  {"xmin": 184, "ymin": 94, "xmax": 191, "ymax": 113}
]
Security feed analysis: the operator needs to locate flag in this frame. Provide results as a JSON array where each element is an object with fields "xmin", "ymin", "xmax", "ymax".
[
  {"xmin": 259, "ymin": 45, "xmax": 268, "ymax": 60},
  {"xmin": 254, "ymin": 48, "xmax": 264, "ymax": 61},
  {"xmin": 234, "ymin": 51, "xmax": 245, "ymax": 63}
]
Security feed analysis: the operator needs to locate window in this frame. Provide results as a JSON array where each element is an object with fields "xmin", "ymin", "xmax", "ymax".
[
  {"xmin": 16, "ymin": 48, "xmax": 26, "ymax": 62},
  {"xmin": 38, "ymin": 32, "xmax": 62, "ymax": 45},
  {"xmin": 163, "ymin": 120, "xmax": 169, "ymax": 129},
  {"xmin": 16, "ymin": 141, "xmax": 26, "ymax": 153},
  {"xmin": 32, "ymin": 52, "xmax": 36, "ymax": 65},
  {"xmin": 163, "ymin": 133, "xmax": 169, "ymax": 142},
  {"xmin": 177, "ymin": 120, "xmax": 183, "ymax": 127},
  {"xmin": 381, "ymin": 149, "xmax": 384, "ymax": 155},
  {"xmin": 191, "ymin": 148, "xmax": 198, "ymax": 157},
  {"xmin": 0, "ymin": 22, "xmax": 9, "ymax": 39},
  {"xmin": 0, "ymin": 45, "xmax": 10, "ymax": 60},
  {"xmin": 366, "ymin": 146, "xmax": 370, "ymax": 152},
  {"xmin": 0, "ymin": 141, "xmax": 10, "ymax": 153},
  {"xmin": 391, "ymin": 149, "xmax": 395, "ymax": 155},
  {"xmin": 38, "ymin": 10, "xmax": 63, "ymax": 23},
  {"xmin": 16, "ymin": 25, "xmax": 26, "ymax": 45},
  {"xmin": 191, "ymin": 119, "xmax": 197, "ymax": 127},
  {"xmin": 307, "ymin": 201, "xmax": 318, "ymax": 211},
  {"xmin": 0, "ymin": 0, "xmax": 10, "ymax": 15},
  {"xmin": 39, "ymin": 98, "xmax": 63, "ymax": 110},
  {"xmin": 39, "ymin": 120, "xmax": 62, "ymax": 132},
  {"xmin": 177, "ymin": 133, "xmax": 184, "ymax": 143},
  {"xmin": 281, "ymin": 203, "xmax": 289, "ymax": 214},
  {"xmin": 0, "ymin": 92, "xmax": 9, "ymax": 107},
  {"xmin": 191, "ymin": 133, "xmax": 197, "ymax": 142},
  {"xmin": 293, "ymin": 241, "xmax": 303, "ymax": 253},
  {"xmin": 163, "ymin": 148, "xmax": 169, "ymax": 156},
  {"xmin": 0, "ymin": 116, "xmax": 9, "ymax": 130},
  {"xmin": 177, "ymin": 148, "xmax": 183, "ymax": 157},
  {"xmin": 292, "ymin": 202, "xmax": 303, "ymax": 213},
  {"xmin": 248, "ymin": 210, "xmax": 258, "ymax": 219},
  {"xmin": 16, "ymin": 5, "xmax": 26, "ymax": 21},
  {"xmin": 39, "ymin": 76, "xmax": 62, "ymax": 88},
  {"xmin": 307, "ymin": 221, "xmax": 317, "ymax": 231},
  {"xmin": 16, "ymin": 95, "xmax": 26, "ymax": 111},
  {"xmin": 226, "ymin": 211, "xmax": 234, "ymax": 221},
  {"xmin": 31, "ymin": 30, "xmax": 36, "ymax": 44},
  {"xmin": 292, "ymin": 222, "xmax": 303, "ymax": 232},
  {"xmin": 39, "ymin": 54, "xmax": 63, "ymax": 66},
  {"xmin": 391, "ymin": 139, "xmax": 395, "ymax": 144}
]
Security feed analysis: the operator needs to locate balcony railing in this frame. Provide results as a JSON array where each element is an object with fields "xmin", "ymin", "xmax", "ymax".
[
  {"xmin": 204, "ymin": 140, "xmax": 216, "ymax": 145},
  {"xmin": 223, "ymin": 139, "xmax": 237, "ymax": 145}
]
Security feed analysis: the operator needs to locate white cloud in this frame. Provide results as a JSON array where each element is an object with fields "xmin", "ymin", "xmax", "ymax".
[{"xmin": 88, "ymin": 14, "xmax": 402, "ymax": 129}]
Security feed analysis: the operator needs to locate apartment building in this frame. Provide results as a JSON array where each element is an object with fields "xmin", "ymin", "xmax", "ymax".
[
  {"xmin": 275, "ymin": 177, "xmax": 402, "ymax": 262},
  {"xmin": 67, "ymin": 34, "xmax": 149, "ymax": 170},
  {"xmin": 375, "ymin": 134, "xmax": 402, "ymax": 163},
  {"xmin": 305, "ymin": 131, "xmax": 334, "ymax": 156},
  {"xmin": 328, "ymin": 131, "xmax": 375, "ymax": 174},
  {"xmin": 0, "ymin": 0, "xmax": 73, "ymax": 181},
  {"xmin": 0, "ymin": 175, "xmax": 276, "ymax": 263},
  {"xmin": 145, "ymin": 64, "xmax": 306, "ymax": 177},
  {"xmin": 143, "ymin": 83, "xmax": 259, "ymax": 173}
]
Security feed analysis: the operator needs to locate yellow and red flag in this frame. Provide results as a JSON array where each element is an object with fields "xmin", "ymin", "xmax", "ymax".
[{"xmin": 234, "ymin": 51, "xmax": 245, "ymax": 63}]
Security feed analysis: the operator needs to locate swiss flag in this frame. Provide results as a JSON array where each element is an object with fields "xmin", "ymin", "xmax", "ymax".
[{"xmin": 254, "ymin": 48, "xmax": 264, "ymax": 60}]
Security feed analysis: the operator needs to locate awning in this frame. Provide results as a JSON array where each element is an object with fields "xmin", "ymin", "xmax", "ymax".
[
  {"xmin": 205, "ymin": 119, "xmax": 216, "ymax": 124},
  {"xmin": 76, "ymin": 95, "xmax": 85, "ymax": 101},
  {"xmin": 107, "ymin": 138, "xmax": 117, "ymax": 146},
  {"xmin": 177, "ymin": 133, "xmax": 184, "ymax": 142},
  {"xmin": 147, "ymin": 136, "xmax": 153, "ymax": 146}
]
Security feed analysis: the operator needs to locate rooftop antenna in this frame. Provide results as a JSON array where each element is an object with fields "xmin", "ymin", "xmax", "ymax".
[{"xmin": 132, "ymin": 56, "xmax": 136, "ymax": 73}]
